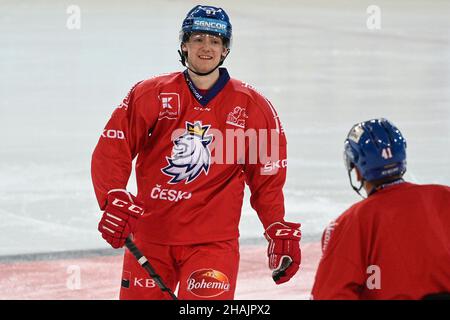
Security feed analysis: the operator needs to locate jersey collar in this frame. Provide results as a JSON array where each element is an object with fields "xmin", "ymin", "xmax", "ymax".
[
  {"xmin": 183, "ymin": 67, "xmax": 230, "ymax": 107},
  {"xmin": 368, "ymin": 178, "xmax": 406, "ymax": 196}
]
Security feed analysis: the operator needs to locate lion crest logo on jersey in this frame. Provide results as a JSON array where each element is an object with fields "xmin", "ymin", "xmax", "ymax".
[{"xmin": 162, "ymin": 121, "xmax": 213, "ymax": 184}]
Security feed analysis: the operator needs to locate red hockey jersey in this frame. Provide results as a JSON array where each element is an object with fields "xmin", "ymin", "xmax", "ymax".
[
  {"xmin": 91, "ymin": 68, "xmax": 288, "ymax": 245},
  {"xmin": 311, "ymin": 182, "xmax": 450, "ymax": 299}
]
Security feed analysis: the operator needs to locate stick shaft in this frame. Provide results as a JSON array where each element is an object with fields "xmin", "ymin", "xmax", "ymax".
[{"xmin": 124, "ymin": 237, "xmax": 178, "ymax": 300}]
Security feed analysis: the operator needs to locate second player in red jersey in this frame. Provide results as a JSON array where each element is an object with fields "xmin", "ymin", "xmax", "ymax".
[{"xmin": 311, "ymin": 118, "xmax": 450, "ymax": 300}]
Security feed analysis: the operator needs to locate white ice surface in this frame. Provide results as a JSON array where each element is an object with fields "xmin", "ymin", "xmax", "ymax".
[{"xmin": 0, "ymin": 0, "xmax": 449, "ymax": 256}]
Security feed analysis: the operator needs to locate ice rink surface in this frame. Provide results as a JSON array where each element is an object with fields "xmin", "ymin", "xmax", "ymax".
[{"xmin": 0, "ymin": 0, "xmax": 449, "ymax": 299}]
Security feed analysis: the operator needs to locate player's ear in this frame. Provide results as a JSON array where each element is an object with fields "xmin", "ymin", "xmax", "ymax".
[
  {"xmin": 181, "ymin": 42, "xmax": 188, "ymax": 53},
  {"xmin": 222, "ymin": 47, "xmax": 229, "ymax": 58}
]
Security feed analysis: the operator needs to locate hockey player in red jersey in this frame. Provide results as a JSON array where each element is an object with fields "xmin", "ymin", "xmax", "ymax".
[
  {"xmin": 91, "ymin": 5, "xmax": 301, "ymax": 300},
  {"xmin": 311, "ymin": 118, "xmax": 450, "ymax": 300}
]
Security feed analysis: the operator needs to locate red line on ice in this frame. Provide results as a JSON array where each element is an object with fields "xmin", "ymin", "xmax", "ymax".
[{"xmin": 0, "ymin": 243, "xmax": 321, "ymax": 300}]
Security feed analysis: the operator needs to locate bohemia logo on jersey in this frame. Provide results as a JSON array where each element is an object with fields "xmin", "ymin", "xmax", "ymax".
[
  {"xmin": 187, "ymin": 269, "xmax": 230, "ymax": 298},
  {"xmin": 162, "ymin": 121, "xmax": 213, "ymax": 184}
]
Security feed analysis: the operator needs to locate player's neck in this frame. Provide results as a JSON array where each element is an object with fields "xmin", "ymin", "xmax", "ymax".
[
  {"xmin": 363, "ymin": 181, "xmax": 375, "ymax": 196},
  {"xmin": 187, "ymin": 68, "xmax": 220, "ymax": 90}
]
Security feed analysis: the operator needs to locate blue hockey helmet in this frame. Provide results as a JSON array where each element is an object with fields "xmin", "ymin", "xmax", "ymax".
[
  {"xmin": 344, "ymin": 118, "xmax": 407, "ymax": 183},
  {"xmin": 180, "ymin": 5, "xmax": 233, "ymax": 48}
]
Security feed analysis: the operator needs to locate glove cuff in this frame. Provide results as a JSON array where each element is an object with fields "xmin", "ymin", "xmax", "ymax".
[
  {"xmin": 264, "ymin": 221, "xmax": 301, "ymax": 241},
  {"xmin": 108, "ymin": 189, "xmax": 135, "ymax": 203}
]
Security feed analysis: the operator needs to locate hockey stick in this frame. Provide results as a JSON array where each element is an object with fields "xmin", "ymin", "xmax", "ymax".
[{"xmin": 124, "ymin": 237, "xmax": 178, "ymax": 300}]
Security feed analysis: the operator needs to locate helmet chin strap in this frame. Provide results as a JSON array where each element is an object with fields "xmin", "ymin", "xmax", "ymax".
[
  {"xmin": 348, "ymin": 170, "xmax": 366, "ymax": 199},
  {"xmin": 178, "ymin": 47, "xmax": 229, "ymax": 76}
]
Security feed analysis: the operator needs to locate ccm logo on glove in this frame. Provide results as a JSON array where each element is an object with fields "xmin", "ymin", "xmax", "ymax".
[
  {"xmin": 98, "ymin": 189, "xmax": 144, "ymax": 249},
  {"xmin": 275, "ymin": 228, "xmax": 301, "ymax": 237},
  {"xmin": 111, "ymin": 199, "xmax": 143, "ymax": 214}
]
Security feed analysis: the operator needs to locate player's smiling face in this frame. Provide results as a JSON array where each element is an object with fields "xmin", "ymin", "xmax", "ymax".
[{"xmin": 183, "ymin": 32, "xmax": 227, "ymax": 73}]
